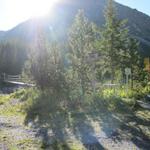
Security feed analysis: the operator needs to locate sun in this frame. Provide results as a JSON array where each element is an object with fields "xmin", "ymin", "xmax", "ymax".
[
  {"xmin": 11, "ymin": 0, "xmax": 59, "ymax": 20},
  {"xmin": 26, "ymin": 0, "xmax": 58, "ymax": 17}
]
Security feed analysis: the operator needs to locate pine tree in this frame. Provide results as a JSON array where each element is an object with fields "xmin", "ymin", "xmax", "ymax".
[
  {"xmin": 28, "ymin": 28, "xmax": 67, "ymax": 93},
  {"xmin": 0, "ymin": 40, "xmax": 27, "ymax": 75},
  {"xmin": 68, "ymin": 10, "xmax": 95, "ymax": 99},
  {"xmin": 127, "ymin": 38, "xmax": 143, "ymax": 88},
  {"xmin": 99, "ymin": 0, "xmax": 129, "ymax": 83}
]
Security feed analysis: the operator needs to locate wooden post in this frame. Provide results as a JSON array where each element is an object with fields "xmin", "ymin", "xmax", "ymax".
[{"xmin": 3, "ymin": 73, "xmax": 6, "ymax": 81}]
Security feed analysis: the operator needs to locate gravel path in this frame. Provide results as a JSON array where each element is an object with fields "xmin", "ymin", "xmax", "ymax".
[
  {"xmin": 0, "ymin": 115, "xmax": 141, "ymax": 150},
  {"xmin": 0, "ymin": 115, "xmax": 40, "ymax": 150},
  {"xmin": 0, "ymin": 97, "xmax": 40, "ymax": 150}
]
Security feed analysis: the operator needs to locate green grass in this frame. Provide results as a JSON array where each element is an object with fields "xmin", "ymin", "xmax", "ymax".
[
  {"xmin": 0, "ymin": 103, "xmax": 24, "ymax": 116},
  {"xmin": 0, "ymin": 94, "xmax": 11, "ymax": 104},
  {"xmin": 0, "ymin": 131, "xmax": 41, "ymax": 150},
  {"xmin": 101, "ymin": 84, "xmax": 150, "ymax": 99},
  {"xmin": 0, "ymin": 88, "xmax": 34, "ymax": 116},
  {"xmin": 0, "ymin": 97, "xmax": 25, "ymax": 117}
]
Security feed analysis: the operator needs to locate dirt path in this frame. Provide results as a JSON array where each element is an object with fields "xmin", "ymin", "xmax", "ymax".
[
  {"xmin": 0, "ymin": 115, "xmax": 40, "ymax": 150},
  {"xmin": 0, "ymin": 97, "xmax": 41, "ymax": 150}
]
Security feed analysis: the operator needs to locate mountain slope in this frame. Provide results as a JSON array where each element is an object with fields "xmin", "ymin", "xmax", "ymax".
[{"xmin": 0, "ymin": 0, "xmax": 150, "ymax": 56}]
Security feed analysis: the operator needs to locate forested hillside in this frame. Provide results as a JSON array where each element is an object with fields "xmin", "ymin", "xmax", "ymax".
[{"xmin": 0, "ymin": 40, "xmax": 27, "ymax": 75}]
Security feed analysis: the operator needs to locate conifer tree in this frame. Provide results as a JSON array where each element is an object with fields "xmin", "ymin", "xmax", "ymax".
[
  {"xmin": 28, "ymin": 28, "xmax": 67, "ymax": 93},
  {"xmin": 68, "ymin": 10, "xmax": 95, "ymax": 99},
  {"xmin": 99, "ymin": 0, "xmax": 129, "ymax": 83},
  {"xmin": 127, "ymin": 38, "xmax": 143, "ymax": 87}
]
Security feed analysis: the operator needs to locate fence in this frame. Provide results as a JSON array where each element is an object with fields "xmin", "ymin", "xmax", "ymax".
[{"xmin": 0, "ymin": 73, "xmax": 23, "ymax": 82}]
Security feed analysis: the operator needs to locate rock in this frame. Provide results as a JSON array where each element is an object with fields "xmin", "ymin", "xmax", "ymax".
[
  {"xmin": 145, "ymin": 95, "xmax": 150, "ymax": 102},
  {"xmin": 136, "ymin": 100, "xmax": 150, "ymax": 110}
]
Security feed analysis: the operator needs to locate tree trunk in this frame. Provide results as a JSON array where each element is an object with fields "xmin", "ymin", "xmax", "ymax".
[
  {"xmin": 111, "ymin": 67, "xmax": 115, "ymax": 84},
  {"xmin": 131, "ymin": 69, "xmax": 134, "ymax": 89}
]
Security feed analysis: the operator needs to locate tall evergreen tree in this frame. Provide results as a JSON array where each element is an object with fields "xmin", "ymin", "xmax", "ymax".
[
  {"xmin": 127, "ymin": 38, "xmax": 143, "ymax": 87},
  {"xmin": 68, "ymin": 10, "xmax": 95, "ymax": 99},
  {"xmin": 27, "ymin": 28, "xmax": 67, "ymax": 92},
  {"xmin": 99, "ymin": 0, "xmax": 129, "ymax": 83}
]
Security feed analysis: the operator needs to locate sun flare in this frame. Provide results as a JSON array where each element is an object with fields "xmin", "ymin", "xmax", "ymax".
[
  {"xmin": 28, "ymin": 0, "xmax": 58, "ymax": 17},
  {"xmin": 11, "ymin": 0, "xmax": 59, "ymax": 19},
  {"xmin": 26, "ymin": 0, "xmax": 58, "ymax": 17}
]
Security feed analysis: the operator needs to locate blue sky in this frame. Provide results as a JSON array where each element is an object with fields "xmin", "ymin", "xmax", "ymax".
[
  {"xmin": 0, "ymin": 0, "xmax": 150, "ymax": 31},
  {"xmin": 115, "ymin": 0, "xmax": 150, "ymax": 16}
]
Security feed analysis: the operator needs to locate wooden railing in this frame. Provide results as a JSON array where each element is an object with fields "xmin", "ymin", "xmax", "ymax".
[
  {"xmin": 0, "ymin": 73, "xmax": 22, "ymax": 82},
  {"xmin": 0, "ymin": 73, "xmax": 34, "ymax": 86}
]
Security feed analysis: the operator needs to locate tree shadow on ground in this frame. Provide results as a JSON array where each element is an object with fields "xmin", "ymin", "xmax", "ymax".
[
  {"xmin": 24, "ymin": 92, "xmax": 106, "ymax": 149},
  {"xmin": 24, "ymin": 92, "xmax": 150, "ymax": 149},
  {"xmin": 119, "ymin": 110, "xmax": 150, "ymax": 149},
  {"xmin": 89, "ymin": 96, "xmax": 150, "ymax": 150}
]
